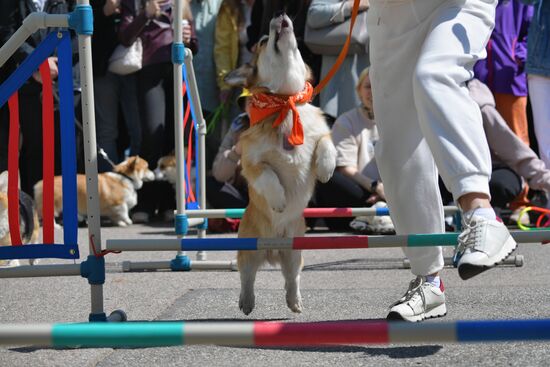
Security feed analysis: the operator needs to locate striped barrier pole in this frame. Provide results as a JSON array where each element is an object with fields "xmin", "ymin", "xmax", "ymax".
[
  {"xmin": 0, "ymin": 319, "xmax": 549, "ymax": 348},
  {"xmin": 105, "ymin": 231, "xmax": 549, "ymax": 252},
  {"xmin": 184, "ymin": 206, "xmax": 460, "ymax": 219}
]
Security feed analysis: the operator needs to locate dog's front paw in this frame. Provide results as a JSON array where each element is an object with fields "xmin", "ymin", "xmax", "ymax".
[
  {"xmin": 316, "ymin": 144, "xmax": 337, "ymax": 183},
  {"xmin": 286, "ymin": 293, "xmax": 303, "ymax": 313},
  {"xmin": 267, "ymin": 185, "xmax": 286, "ymax": 213},
  {"xmin": 239, "ymin": 292, "xmax": 255, "ymax": 315},
  {"xmin": 116, "ymin": 220, "xmax": 128, "ymax": 227}
]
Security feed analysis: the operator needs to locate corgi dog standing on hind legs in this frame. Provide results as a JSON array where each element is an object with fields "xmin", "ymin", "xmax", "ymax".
[{"xmin": 224, "ymin": 12, "xmax": 337, "ymax": 315}]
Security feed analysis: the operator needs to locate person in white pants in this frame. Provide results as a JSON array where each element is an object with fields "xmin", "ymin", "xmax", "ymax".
[{"xmin": 367, "ymin": 0, "xmax": 517, "ymax": 322}]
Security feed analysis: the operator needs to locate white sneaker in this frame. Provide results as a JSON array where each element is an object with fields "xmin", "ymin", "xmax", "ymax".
[
  {"xmin": 387, "ymin": 276, "xmax": 446, "ymax": 322},
  {"xmin": 349, "ymin": 202, "xmax": 395, "ymax": 234},
  {"xmin": 456, "ymin": 214, "xmax": 517, "ymax": 280}
]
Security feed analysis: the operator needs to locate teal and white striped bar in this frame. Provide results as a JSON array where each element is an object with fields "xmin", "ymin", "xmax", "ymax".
[
  {"xmin": 0, "ymin": 319, "xmax": 549, "ymax": 347},
  {"xmin": 184, "ymin": 206, "xmax": 460, "ymax": 219},
  {"xmin": 106, "ymin": 231, "xmax": 549, "ymax": 252}
]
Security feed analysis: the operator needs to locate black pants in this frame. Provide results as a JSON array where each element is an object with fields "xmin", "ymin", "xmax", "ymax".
[
  {"xmin": 439, "ymin": 167, "xmax": 522, "ymax": 209},
  {"xmin": 315, "ymin": 170, "xmax": 372, "ymax": 231},
  {"xmin": 206, "ymin": 176, "xmax": 248, "ymax": 209},
  {"xmin": 94, "ymin": 72, "xmax": 141, "ymax": 172},
  {"xmin": 133, "ymin": 63, "xmax": 176, "ymax": 216}
]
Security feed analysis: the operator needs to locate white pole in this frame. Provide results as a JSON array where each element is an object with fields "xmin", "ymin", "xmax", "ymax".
[
  {"xmin": 0, "ymin": 13, "xmax": 68, "ymax": 68},
  {"xmin": 0, "ymin": 264, "xmax": 81, "ymax": 278},
  {"xmin": 75, "ymin": 0, "xmax": 104, "ymax": 318}
]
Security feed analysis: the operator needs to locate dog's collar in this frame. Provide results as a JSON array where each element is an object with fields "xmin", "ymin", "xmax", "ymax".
[
  {"xmin": 247, "ymin": 82, "xmax": 313, "ymax": 146},
  {"xmin": 112, "ymin": 171, "xmax": 137, "ymax": 187}
]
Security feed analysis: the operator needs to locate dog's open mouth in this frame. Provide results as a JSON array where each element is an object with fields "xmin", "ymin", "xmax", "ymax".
[{"xmin": 274, "ymin": 16, "xmax": 292, "ymax": 44}]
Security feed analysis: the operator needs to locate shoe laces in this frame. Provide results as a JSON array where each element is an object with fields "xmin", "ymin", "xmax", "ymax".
[
  {"xmin": 390, "ymin": 276, "xmax": 427, "ymax": 310},
  {"xmin": 454, "ymin": 211, "xmax": 484, "ymax": 263}
]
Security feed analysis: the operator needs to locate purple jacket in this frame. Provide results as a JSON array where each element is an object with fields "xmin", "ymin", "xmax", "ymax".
[{"xmin": 474, "ymin": 0, "xmax": 533, "ymax": 96}]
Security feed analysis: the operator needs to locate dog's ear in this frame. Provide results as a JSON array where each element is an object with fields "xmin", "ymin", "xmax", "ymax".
[
  {"xmin": 129, "ymin": 156, "xmax": 138, "ymax": 169},
  {"xmin": 0, "ymin": 171, "xmax": 8, "ymax": 193},
  {"xmin": 224, "ymin": 63, "xmax": 255, "ymax": 88}
]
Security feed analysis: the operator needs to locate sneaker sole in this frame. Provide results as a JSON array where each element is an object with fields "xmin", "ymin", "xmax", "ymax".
[
  {"xmin": 458, "ymin": 235, "xmax": 517, "ymax": 280},
  {"xmin": 386, "ymin": 304, "xmax": 447, "ymax": 322}
]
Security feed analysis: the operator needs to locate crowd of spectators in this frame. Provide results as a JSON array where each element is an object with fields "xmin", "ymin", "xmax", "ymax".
[{"xmin": 0, "ymin": 0, "xmax": 549, "ymax": 231}]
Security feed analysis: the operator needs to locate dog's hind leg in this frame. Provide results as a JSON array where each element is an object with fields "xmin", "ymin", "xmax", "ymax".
[
  {"xmin": 237, "ymin": 250, "xmax": 263, "ymax": 315},
  {"xmin": 280, "ymin": 249, "xmax": 304, "ymax": 313}
]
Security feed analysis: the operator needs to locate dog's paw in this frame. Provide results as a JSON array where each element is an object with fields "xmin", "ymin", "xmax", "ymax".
[
  {"xmin": 53, "ymin": 221, "xmax": 62, "ymax": 229},
  {"xmin": 116, "ymin": 220, "xmax": 128, "ymax": 227},
  {"xmin": 286, "ymin": 294, "xmax": 303, "ymax": 313},
  {"xmin": 316, "ymin": 145, "xmax": 337, "ymax": 183},
  {"xmin": 239, "ymin": 292, "xmax": 255, "ymax": 315},
  {"xmin": 124, "ymin": 218, "xmax": 133, "ymax": 226},
  {"xmin": 267, "ymin": 185, "xmax": 286, "ymax": 213},
  {"xmin": 28, "ymin": 258, "xmax": 39, "ymax": 266}
]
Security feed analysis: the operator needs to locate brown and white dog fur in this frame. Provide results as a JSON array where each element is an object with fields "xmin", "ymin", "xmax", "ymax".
[
  {"xmin": 154, "ymin": 153, "xmax": 197, "ymax": 194},
  {"xmin": 224, "ymin": 14, "xmax": 337, "ymax": 315},
  {"xmin": 0, "ymin": 171, "xmax": 40, "ymax": 266},
  {"xmin": 34, "ymin": 156, "xmax": 155, "ymax": 227}
]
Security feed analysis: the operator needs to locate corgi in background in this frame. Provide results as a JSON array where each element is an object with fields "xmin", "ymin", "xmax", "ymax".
[
  {"xmin": 0, "ymin": 171, "xmax": 40, "ymax": 266},
  {"xmin": 34, "ymin": 156, "xmax": 155, "ymax": 227},
  {"xmin": 224, "ymin": 13, "xmax": 337, "ymax": 315},
  {"xmin": 154, "ymin": 152, "xmax": 197, "ymax": 194}
]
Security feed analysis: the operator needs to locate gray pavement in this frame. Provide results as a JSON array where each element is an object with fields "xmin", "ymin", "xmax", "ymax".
[{"xmin": 0, "ymin": 223, "xmax": 549, "ymax": 366}]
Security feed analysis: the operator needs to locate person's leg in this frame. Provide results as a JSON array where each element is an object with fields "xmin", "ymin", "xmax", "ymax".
[
  {"xmin": 18, "ymin": 85, "xmax": 43, "ymax": 196},
  {"xmin": 368, "ymin": 0, "xmax": 445, "ymax": 322},
  {"xmin": 206, "ymin": 176, "xmax": 248, "ymax": 208},
  {"xmin": 529, "ymin": 75, "xmax": 550, "ymax": 168},
  {"xmin": 118, "ymin": 73, "xmax": 142, "ymax": 157},
  {"xmin": 412, "ymin": 0, "xmax": 516, "ymax": 279},
  {"xmin": 369, "ymin": 0, "xmax": 444, "ymax": 278},
  {"xmin": 94, "ymin": 72, "xmax": 121, "ymax": 171},
  {"xmin": 133, "ymin": 65, "xmax": 167, "ymax": 220},
  {"xmin": 0, "ymin": 105, "xmax": 9, "ymax": 173},
  {"xmin": 494, "ymin": 93, "xmax": 529, "ymax": 146},
  {"xmin": 316, "ymin": 170, "xmax": 370, "ymax": 231},
  {"xmin": 489, "ymin": 167, "xmax": 522, "ymax": 210}
]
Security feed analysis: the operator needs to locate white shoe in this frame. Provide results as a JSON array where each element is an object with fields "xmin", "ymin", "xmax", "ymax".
[
  {"xmin": 387, "ymin": 276, "xmax": 446, "ymax": 322},
  {"xmin": 349, "ymin": 202, "xmax": 395, "ymax": 234},
  {"xmin": 456, "ymin": 214, "xmax": 517, "ymax": 280}
]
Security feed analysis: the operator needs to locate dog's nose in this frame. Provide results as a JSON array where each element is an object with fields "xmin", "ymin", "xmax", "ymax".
[{"xmin": 274, "ymin": 10, "xmax": 285, "ymax": 18}]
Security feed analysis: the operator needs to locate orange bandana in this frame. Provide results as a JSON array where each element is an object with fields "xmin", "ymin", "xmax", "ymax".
[{"xmin": 247, "ymin": 82, "xmax": 313, "ymax": 146}]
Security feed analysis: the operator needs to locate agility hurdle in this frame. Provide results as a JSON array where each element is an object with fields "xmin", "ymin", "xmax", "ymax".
[
  {"xmin": 185, "ymin": 206, "xmax": 460, "ymax": 219},
  {"xmin": 106, "ymin": 231, "xmax": 549, "ymax": 252},
  {"xmin": 0, "ymin": 319, "xmax": 549, "ymax": 348}
]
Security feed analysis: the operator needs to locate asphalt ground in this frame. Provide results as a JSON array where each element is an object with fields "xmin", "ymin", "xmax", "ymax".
[{"xmin": 0, "ymin": 223, "xmax": 549, "ymax": 366}]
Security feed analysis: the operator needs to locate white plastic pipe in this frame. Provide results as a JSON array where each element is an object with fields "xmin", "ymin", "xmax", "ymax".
[{"xmin": 0, "ymin": 13, "xmax": 68, "ymax": 68}]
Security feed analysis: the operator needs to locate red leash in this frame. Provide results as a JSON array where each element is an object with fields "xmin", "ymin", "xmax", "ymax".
[{"xmin": 313, "ymin": 0, "xmax": 362, "ymax": 96}]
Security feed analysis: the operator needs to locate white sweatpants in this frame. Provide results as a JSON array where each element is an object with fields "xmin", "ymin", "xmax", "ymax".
[
  {"xmin": 529, "ymin": 75, "xmax": 550, "ymax": 168},
  {"xmin": 367, "ymin": 0, "xmax": 496, "ymax": 276}
]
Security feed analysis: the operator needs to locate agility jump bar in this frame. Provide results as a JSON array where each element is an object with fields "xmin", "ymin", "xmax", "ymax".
[
  {"xmin": 106, "ymin": 231, "xmax": 549, "ymax": 252},
  {"xmin": 1, "ymin": 319, "xmax": 549, "ymax": 348},
  {"xmin": 185, "ymin": 206, "xmax": 460, "ymax": 219}
]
